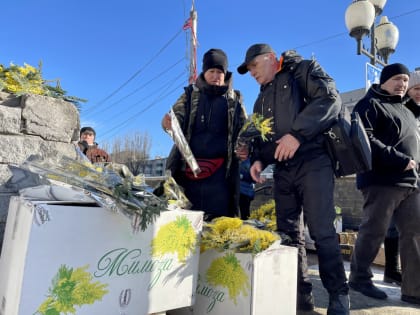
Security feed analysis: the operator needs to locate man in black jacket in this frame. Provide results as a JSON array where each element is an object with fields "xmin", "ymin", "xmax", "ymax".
[
  {"xmin": 238, "ymin": 44, "xmax": 349, "ymax": 315},
  {"xmin": 349, "ymin": 63, "xmax": 420, "ymax": 306}
]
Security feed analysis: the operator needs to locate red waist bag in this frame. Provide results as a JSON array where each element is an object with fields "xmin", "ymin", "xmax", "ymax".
[{"xmin": 185, "ymin": 157, "xmax": 224, "ymax": 180}]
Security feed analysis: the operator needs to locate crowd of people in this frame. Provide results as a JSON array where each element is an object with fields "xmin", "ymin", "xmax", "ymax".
[
  {"xmin": 82, "ymin": 44, "xmax": 419, "ymax": 314},
  {"xmin": 160, "ymin": 45, "xmax": 420, "ymax": 315}
]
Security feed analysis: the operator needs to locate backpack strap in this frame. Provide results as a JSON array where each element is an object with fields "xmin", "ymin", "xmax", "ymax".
[{"xmin": 293, "ymin": 59, "xmax": 314, "ymax": 102}]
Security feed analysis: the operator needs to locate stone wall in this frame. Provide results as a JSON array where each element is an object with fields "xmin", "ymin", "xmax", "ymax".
[
  {"xmin": 0, "ymin": 92, "xmax": 80, "ymax": 247},
  {"xmin": 252, "ymin": 176, "xmax": 364, "ymax": 231},
  {"xmin": 333, "ymin": 175, "xmax": 364, "ymax": 230}
]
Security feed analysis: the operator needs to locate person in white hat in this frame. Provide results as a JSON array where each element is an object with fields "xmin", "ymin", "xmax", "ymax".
[{"xmin": 407, "ymin": 69, "xmax": 420, "ymax": 105}]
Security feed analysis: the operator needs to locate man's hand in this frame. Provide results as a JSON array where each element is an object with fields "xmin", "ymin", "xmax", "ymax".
[
  {"xmin": 250, "ymin": 160, "xmax": 266, "ymax": 184},
  {"xmin": 274, "ymin": 134, "xmax": 300, "ymax": 162},
  {"xmin": 405, "ymin": 159, "xmax": 417, "ymax": 171},
  {"xmin": 79, "ymin": 140, "xmax": 89, "ymax": 154},
  {"xmin": 162, "ymin": 113, "xmax": 172, "ymax": 131}
]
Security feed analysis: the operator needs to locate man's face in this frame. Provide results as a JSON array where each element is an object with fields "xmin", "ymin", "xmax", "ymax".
[
  {"xmin": 80, "ymin": 131, "xmax": 95, "ymax": 145},
  {"xmin": 408, "ymin": 85, "xmax": 420, "ymax": 105},
  {"xmin": 247, "ymin": 53, "xmax": 276, "ymax": 85},
  {"xmin": 203, "ymin": 68, "xmax": 225, "ymax": 86},
  {"xmin": 380, "ymin": 74, "xmax": 409, "ymax": 96}
]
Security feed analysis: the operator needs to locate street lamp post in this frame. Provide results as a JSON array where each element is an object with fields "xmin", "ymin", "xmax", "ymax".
[{"xmin": 345, "ymin": 0, "xmax": 399, "ymax": 66}]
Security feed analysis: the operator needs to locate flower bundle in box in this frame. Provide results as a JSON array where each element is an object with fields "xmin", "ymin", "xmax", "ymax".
[{"xmin": 200, "ymin": 217, "xmax": 279, "ymax": 254}]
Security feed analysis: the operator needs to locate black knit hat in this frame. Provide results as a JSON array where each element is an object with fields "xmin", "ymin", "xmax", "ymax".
[
  {"xmin": 380, "ymin": 63, "xmax": 410, "ymax": 84},
  {"xmin": 80, "ymin": 126, "xmax": 96, "ymax": 137},
  {"xmin": 202, "ymin": 48, "xmax": 228, "ymax": 74}
]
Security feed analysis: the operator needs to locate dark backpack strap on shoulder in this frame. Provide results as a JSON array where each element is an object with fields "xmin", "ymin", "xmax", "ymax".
[{"xmin": 293, "ymin": 59, "xmax": 314, "ymax": 101}]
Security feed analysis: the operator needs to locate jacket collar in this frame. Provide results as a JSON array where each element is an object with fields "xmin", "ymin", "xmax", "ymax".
[{"xmin": 369, "ymin": 84, "xmax": 410, "ymax": 104}]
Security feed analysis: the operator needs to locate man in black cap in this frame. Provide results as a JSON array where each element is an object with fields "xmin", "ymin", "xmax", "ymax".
[
  {"xmin": 237, "ymin": 43, "xmax": 349, "ymax": 314},
  {"xmin": 349, "ymin": 63, "xmax": 420, "ymax": 305},
  {"xmin": 162, "ymin": 48, "xmax": 246, "ymax": 221},
  {"xmin": 78, "ymin": 126, "xmax": 111, "ymax": 163}
]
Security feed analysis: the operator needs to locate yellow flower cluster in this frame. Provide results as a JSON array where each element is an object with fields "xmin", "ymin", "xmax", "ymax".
[
  {"xmin": 249, "ymin": 199, "xmax": 277, "ymax": 231},
  {"xmin": 253, "ymin": 114, "xmax": 274, "ymax": 141},
  {"xmin": 206, "ymin": 253, "xmax": 250, "ymax": 304},
  {"xmin": 0, "ymin": 61, "xmax": 86, "ymax": 106},
  {"xmin": 201, "ymin": 216, "xmax": 279, "ymax": 254},
  {"xmin": 0, "ymin": 62, "xmax": 45, "ymax": 95},
  {"xmin": 208, "ymin": 216, "xmax": 243, "ymax": 234},
  {"xmin": 249, "ymin": 201, "xmax": 341, "ymax": 231},
  {"xmin": 151, "ymin": 215, "xmax": 197, "ymax": 263},
  {"xmin": 241, "ymin": 113, "xmax": 274, "ymax": 141},
  {"xmin": 36, "ymin": 265, "xmax": 108, "ymax": 315}
]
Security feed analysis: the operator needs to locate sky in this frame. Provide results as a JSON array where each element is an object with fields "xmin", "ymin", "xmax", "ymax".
[{"xmin": 1, "ymin": 1, "xmax": 419, "ymax": 158}]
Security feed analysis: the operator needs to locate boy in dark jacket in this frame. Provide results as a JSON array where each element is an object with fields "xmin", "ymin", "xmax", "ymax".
[{"xmin": 78, "ymin": 127, "xmax": 111, "ymax": 163}]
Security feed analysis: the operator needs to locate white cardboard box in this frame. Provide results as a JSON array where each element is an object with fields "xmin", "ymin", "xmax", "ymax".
[
  {"xmin": 170, "ymin": 241, "xmax": 297, "ymax": 315},
  {"xmin": 0, "ymin": 195, "xmax": 203, "ymax": 315}
]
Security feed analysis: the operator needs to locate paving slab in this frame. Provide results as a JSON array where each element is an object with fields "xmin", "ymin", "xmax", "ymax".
[{"xmin": 301, "ymin": 255, "xmax": 420, "ymax": 315}]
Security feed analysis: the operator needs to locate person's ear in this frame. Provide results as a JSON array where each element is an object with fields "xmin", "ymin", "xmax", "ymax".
[
  {"xmin": 263, "ymin": 53, "xmax": 276, "ymax": 64},
  {"xmin": 269, "ymin": 53, "xmax": 277, "ymax": 64}
]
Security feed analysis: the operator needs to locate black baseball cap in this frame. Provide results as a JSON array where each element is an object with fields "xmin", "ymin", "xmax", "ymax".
[{"xmin": 237, "ymin": 43, "xmax": 275, "ymax": 74}]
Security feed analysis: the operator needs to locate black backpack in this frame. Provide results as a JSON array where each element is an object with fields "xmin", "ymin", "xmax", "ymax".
[{"xmin": 294, "ymin": 60, "xmax": 372, "ymax": 177}]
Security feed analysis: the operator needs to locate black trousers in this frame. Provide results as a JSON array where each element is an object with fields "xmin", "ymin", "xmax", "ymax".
[
  {"xmin": 181, "ymin": 165, "xmax": 231, "ymax": 220},
  {"xmin": 273, "ymin": 153, "xmax": 348, "ymax": 296},
  {"xmin": 350, "ymin": 185, "xmax": 420, "ymax": 297}
]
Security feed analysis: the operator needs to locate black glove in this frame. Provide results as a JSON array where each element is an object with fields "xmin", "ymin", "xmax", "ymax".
[{"xmin": 79, "ymin": 141, "xmax": 89, "ymax": 154}]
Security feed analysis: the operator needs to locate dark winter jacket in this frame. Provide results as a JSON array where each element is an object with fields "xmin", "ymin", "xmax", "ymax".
[
  {"xmin": 250, "ymin": 50, "xmax": 341, "ymax": 167},
  {"xmin": 166, "ymin": 72, "xmax": 247, "ymax": 177},
  {"xmin": 353, "ymin": 84, "xmax": 420, "ymax": 189}
]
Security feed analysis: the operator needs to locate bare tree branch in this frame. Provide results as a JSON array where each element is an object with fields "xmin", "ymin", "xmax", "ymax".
[{"xmin": 105, "ymin": 132, "xmax": 152, "ymax": 175}]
